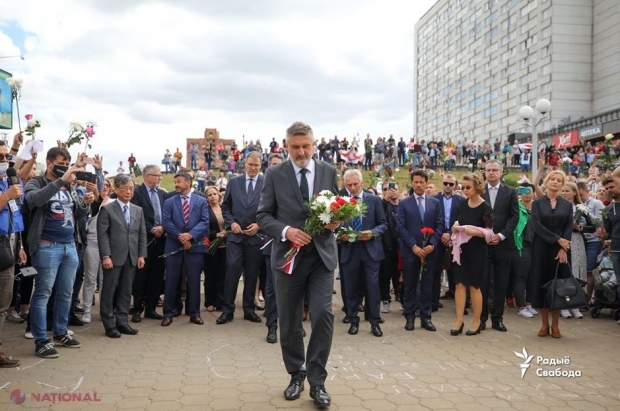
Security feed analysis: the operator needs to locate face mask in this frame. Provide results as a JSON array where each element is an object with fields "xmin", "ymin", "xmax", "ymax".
[
  {"xmin": 52, "ymin": 165, "xmax": 68, "ymax": 178},
  {"xmin": 0, "ymin": 162, "xmax": 8, "ymax": 176}
]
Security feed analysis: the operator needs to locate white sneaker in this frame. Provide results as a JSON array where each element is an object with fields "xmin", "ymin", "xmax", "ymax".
[
  {"xmin": 24, "ymin": 332, "xmax": 34, "ymax": 339},
  {"xmin": 6, "ymin": 312, "xmax": 24, "ymax": 324},
  {"xmin": 570, "ymin": 308, "xmax": 583, "ymax": 319},
  {"xmin": 526, "ymin": 305, "xmax": 538, "ymax": 315},
  {"xmin": 381, "ymin": 301, "xmax": 390, "ymax": 313},
  {"xmin": 517, "ymin": 308, "xmax": 534, "ymax": 318},
  {"xmin": 82, "ymin": 312, "xmax": 91, "ymax": 323},
  {"xmin": 560, "ymin": 309, "xmax": 571, "ymax": 319}
]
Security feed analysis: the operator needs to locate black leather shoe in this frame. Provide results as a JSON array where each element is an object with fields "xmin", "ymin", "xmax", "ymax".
[
  {"xmin": 450, "ymin": 323, "xmax": 464, "ymax": 336},
  {"xmin": 69, "ymin": 314, "xmax": 84, "ymax": 326},
  {"xmin": 266, "ymin": 327, "xmax": 277, "ymax": 344},
  {"xmin": 437, "ymin": 302, "xmax": 443, "ymax": 308},
  {"xmin": 118, "ymin": 325, "xmax": 139, "ymax": 335},
  {"xmin": 466, "ymin": 325, "xmax": 482, "ymax": 336},
  {"xmin": 480, "ymin": 322, "xmax": 486, "ymax": 330},
  {"xmin": 310, "ymin": 385, "xmax": 331, "ymax": 407},
  {"xmin": 348, "ymin": 323, "xmax": 359, "ymax": 335},
  {"xmin": 106, "ymin": 328, "xmax": 121, "ymax": 338},
  {"xmin": 404, "ymin": 317, "xmax": 415, "ymax": 331},
  {"xmin": 131, "ymin": 312, "xmax": 142, "ymax": 323},
  {"xmin": 421, "ymin": 319, "xmax": 437, "ymax": 332},
  {"xmin": 284, "ymin": 378, "xmax": 304, "ymax": 400},
  {"xmin": 378, "ymin": 317, "xmax": 385, "ymax": 324},
  {"xmin": 492, "ymin": 321, "xmax": 507, "ymax": 332},
  {"xmin": 144, "ymin": 310, "xmax": 163, "ymax": 320},
  {"xmin": 432, "ymin": 307, "xmax": 439, "ymax": 312},
  {"xmin": 244, "ymin": 313, "xmax": 262, "ymax": 323},
  {"xmin": 216, "ymin": 314, "xmax": 233, "ymax": 325},
  {"xmin": 371, "ymin": 325, "xmax": 383, "ymax": 337},
  {"xmin": 342, "ymin": 316, "xmax": 351, "ymax": 324}
]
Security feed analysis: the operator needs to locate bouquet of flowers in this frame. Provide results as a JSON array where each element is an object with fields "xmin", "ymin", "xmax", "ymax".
[
  {"xmin": 280, "ymin": 190, "xmax": 365, "ymax": 273},
  {"xmin": 159, "ymin": 237, "xmax": 210, "ymax": 259},
  {"xmin": 418, "ymin": 227, "xmax": 435, "ymax": 281},
  {"xmin": 67, "ymin": 121, "xmax": 96, "ymax": 149},
  {"xmin": 24, "ymin": 114, "xmax": 41, "ymax": 138},
  {"xmin": 574, "ymin": 204, "xmax": 589, "ymax": 222},
  {"xmin": 206, "ymin": 229, "xmax": 231, "ymax": 255}
]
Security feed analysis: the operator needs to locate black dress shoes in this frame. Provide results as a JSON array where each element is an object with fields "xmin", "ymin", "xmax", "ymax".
[
  {"xmin": 131, "ymin": 312, "xmax": 142, "ymax": 323},
  {"xmin": 216, "ymin": 314, "xmax": 233, "ymax": 324},
  {"xmin": 450, "ymin": 323, "xmax": 464, "ymax": 336},
  {"xmin": 118, "ymin": 325, "xmax": 139, "ymax": 335},
  {"xmin": 310, "ymin": 385, "xmax": 331, "ymax": 407},
  {"xmin": 492, "ymin": 321, "xmax": 507, "ymax": 332},
  {"xmin": 438, "ymin": 302, "xmax": 443, "ymax": 308},
  {"xmin": 404, "ymin": 317, "xmax": 415, "ymax": 331},
  {"xmin": 466, "ymin": 324, "xmax": 482, "ymax": 336},
  {"xmin": 348, "ymin": 323, "xmax": 359, "ymax": 335},
  {"xmin": 342, "ymin": 316, "xmax": 351, "ymax": 324},
  {"xmin": 161, "ymin": 317, "xmax": 173, "ymax": 327},
  {"xmin": 480, "ymin": 321, "xmax": 486, "ymax": 330},
  {"xmin": 284, "ymin": 377, "xmax": 304, "ymax": 400},
  {"xmin": 106, "ymin": 328, "xmax": 121, "ymax": 338},
  {"xmin": 371, "ymin": 325, "xmax": 383, "ymax": 337},
  {"xmin": 190, "ymin": 316, "xmax": 204, "ymax": 325},
  {"xmin": 244, "ymin": 313, "xmax": 262, "ymax": 323},
  {"xmin": 266, "ymin": 326, "xmax": 277, "ymax": 343},
  {"xmin": 145, "ymin": 310, "xmax": 163, "ymax": 320},
  {"xmin": 421, "ymin": 319, "xmax": 437, "ymax": 331},
  {"xmin": 69, "ymin": 314, "xmax": 84, "ymax": 326}
]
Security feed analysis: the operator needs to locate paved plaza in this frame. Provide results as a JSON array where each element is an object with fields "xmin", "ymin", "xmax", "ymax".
[{"xmin": 1, "ymin": 282, "xmax": 620, "ymax": 411}]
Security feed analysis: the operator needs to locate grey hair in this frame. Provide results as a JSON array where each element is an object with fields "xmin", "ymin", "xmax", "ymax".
[
  {"xmin": 114, "ymin": 174, "xmax": 134, "ymax": 188},
  {"xmin": 343, "ymin": 168, "xmax": 363, "ymax": 182},
  {"xmin": 174, "ymin": 172, "xmax": 193, "ymax": 182},
  {"xmin": 142, "ymin": 164, "xmax": 160, "ymax": 176},
  {"xmin": 485, "ymin": 159, "xmax": 503, "ymax": 170},
  {"xmin": 286, "ymin": 121, "xmax": 314, "ymax": 140}
]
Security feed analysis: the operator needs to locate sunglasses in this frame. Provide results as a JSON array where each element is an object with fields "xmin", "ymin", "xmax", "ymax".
[
  {"xmin": 462, "ymin": 185, "xmax": 473, "ymax": 190},
  {"xmin": 443, "ymin": 182, "xmax": 455, "ymax": 186},
  {"xmin": 0, "ymin": 154, "xmax": 14, "ymax": 161}
]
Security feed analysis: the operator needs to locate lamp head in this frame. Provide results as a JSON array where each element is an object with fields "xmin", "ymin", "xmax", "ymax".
[
  {"xmin": 535, "ymin": 98, "xmax": 551, "ymax": 115},
  {"xmin": 519, "ymin": 106, "xmax": 534, "ymax": 121}
]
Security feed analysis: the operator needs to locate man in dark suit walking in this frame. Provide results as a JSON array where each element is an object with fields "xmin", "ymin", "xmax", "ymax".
[
  {"xmin": 216, "ymin": 151, "xmax": 265, "ymax": 325},
  {"xmin": 129, "ymin": 164, "xmax": 166, "ymax": 322},
  {"xmin": 339, "ymin": 169, "xmax": 387, "ymax": 337},
  {"xmin": 481, "ymin": 160, "xmax": 519, "ymax": 332},
  {"xmin": 433, "ymin": 174, "xmax": 465, "ymax": 310},
  {"xmin": 257, "ymin": 121, "xmax": 339, "ymax": 407},
  {"xmin": 160, "ymin": 172, "xmax": 209, "ymax": 326},
  {"xmin": 98, "ymin": 174, "xmax": 147, "ymax": 338},
  {"xmin": 396, "ymin": 170, "xmax": 444, "ymax": 332}
]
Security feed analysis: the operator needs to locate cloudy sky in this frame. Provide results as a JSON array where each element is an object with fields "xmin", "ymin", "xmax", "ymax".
[{"xmin": 0, "ymin": 0, "xmax": 437, "ymax": 170}]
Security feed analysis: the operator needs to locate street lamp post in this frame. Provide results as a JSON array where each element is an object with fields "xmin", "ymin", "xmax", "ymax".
[{"xmin": 518, "ymin": 98, "xmax": 551, "ymax": 179}]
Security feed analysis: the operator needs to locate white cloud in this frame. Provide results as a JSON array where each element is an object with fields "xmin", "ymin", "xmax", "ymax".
[{"xmin": 0, "ymin": 0, "xmax": 436, "ymax": 169}]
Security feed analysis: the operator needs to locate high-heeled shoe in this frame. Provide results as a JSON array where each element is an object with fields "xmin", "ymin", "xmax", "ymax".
[
  {"xmin": 466, "ymin": 324, "xmax": 481, "ymax": 336},
  {"xmin": 450, "ymin": 323, "xmax": 464, "ymax": 336},
  {"xmin": 551, "ymin": 327, "xmax": 561, "ymax": 339},
  {"xmin": 538, "ymin": 326, "xmax": 550, "ymax": 337}
]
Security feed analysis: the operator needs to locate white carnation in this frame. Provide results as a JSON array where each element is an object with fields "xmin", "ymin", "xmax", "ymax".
[{"xmin": 319, "ymin": 212, "xmax": 332, "ymax": 224}]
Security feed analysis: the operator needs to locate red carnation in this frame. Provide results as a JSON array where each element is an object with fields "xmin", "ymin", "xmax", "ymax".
[
  {"xmin": 604, "ymin": 200, "xmax": 611, "ymax": 206},
  {"xmin": 204, "ymin": 237, "xmax": 211, "ymax": 246},
  {"xmin": 421, "ymin": 227, "xmax": 435, "ymax": 236},
  {"xmin": 350, "ymin": 198, "xmax": 357, "ymax": 205},
  {"xmin": 330, "ymin": 202, "xmax": 341, "ymax": 211},
  {"xmin": 336, "ymin": 197, "xmax": 347, "ymax": 205}
]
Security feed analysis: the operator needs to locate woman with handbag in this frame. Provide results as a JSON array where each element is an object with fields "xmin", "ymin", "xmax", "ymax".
[{"xmin": 530, "ymin": 171, "xmax": 573, "ymax": 338}]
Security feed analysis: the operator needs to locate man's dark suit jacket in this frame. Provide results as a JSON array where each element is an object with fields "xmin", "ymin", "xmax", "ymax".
[
  {"xmin": 222, "ymin": 174, "xmax": 264, "ymax": 246},
  {"xmin": 433, "ymin": 192, "xmax": 465, "ymax": 232},
  {"xmin": 482, "ymin": 183, "xmax": 519, "ymax": 249},
  {"xmin": 131, "ymin": 183, "xmax": 166, "ymax": 240}
]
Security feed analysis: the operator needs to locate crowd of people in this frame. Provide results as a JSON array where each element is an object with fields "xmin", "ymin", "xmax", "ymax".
[{"xmin": 1, "ymin": 125, "xmax": 619, "ymax": 407}]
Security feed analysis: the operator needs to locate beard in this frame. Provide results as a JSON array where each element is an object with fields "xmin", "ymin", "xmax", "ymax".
[{"xmin": 292, "ymin": 156, "xmax": 311, "ymax": 169}]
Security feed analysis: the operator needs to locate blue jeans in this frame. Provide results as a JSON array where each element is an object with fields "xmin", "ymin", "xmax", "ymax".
[{"xmin": 31, "ymin": 242, "xmax": 79, "ymax": 345}]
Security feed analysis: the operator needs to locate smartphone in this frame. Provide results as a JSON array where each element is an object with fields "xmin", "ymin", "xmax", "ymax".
[
  {"xmin": 75, "ymin": 171, "xmax": 95, "ymax": 183},
  {"xmin": 85, "ymin": 157, "xmax": 95, "ymax": 165},
  {"xmin": 388, "ymin": 182, "xmax": 396, "ymax": 189}
]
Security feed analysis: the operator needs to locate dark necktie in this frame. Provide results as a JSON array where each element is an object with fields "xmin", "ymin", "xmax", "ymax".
[
  {"xmin": 352, "ymin": 196, "xmax": 362, "ymax": 231},
  {"xmin": 299, "ymin": 169, "xmax": 309, "ymax": 203},
  {"xmin": 247, "ymin": 178, "xmax": 254, "ymax": 196},
  {"xmin": 182, "ymin": 196, "xmax": 189, "ymax": 227},
  {"xmin": 150, "ymin": 188, "xmax": 161, "ymax": 226},
  {"xmin": 123, "ymin": 204, "xmax": 130, "ymax": 229}
]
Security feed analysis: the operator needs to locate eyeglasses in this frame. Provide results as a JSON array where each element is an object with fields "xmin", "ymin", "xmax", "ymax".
[
  {"xmin": 462, "ymin": 185, "xmax": 473, "ymax": 190},
  {"xmin": 0, "ymin": 154, "xmax": 13, "ymax": 161},
  {"xmin": 443, "ymin": 182, "xmax": 455, "ymax": 186},
  {"xmin": 148, "ymin": 174, "xmax": 163, "ymax": 178},
  {"xmin": 116, "ymin": 186, "xmax": 135, "ymax": 192}
]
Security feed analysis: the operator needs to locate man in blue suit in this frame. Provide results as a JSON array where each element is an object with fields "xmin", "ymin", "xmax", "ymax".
[
  {"xmin": 339, "ymin": 169, "xmax": 387, "ymax": 337},
  {"xmin": 217, "ymin": 151, "xmax": 265, "ymax": 325},
  {"xmin": 433, "ymin": 174, "xmax": 465, "ymax": 310},
  {"xmin": 397, "ymin": 170, "xmax": 444, "ymax": 332},
  {"xmin": 160, "ymin": 172, "xmax": 209, "ymax": 326}
]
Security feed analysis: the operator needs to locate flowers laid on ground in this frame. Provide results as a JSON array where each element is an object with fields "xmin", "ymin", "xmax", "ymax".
[
  {"xmin": 418, "ymin": 227, "xmax": 435, "ymax": 281},
  {"xmin": 574, "ymin": 204, "xmax": 589, "ymax": 222},
  {"xmin": 280, "ymin": 190, "xmax": 366, "ymax": 273},
  {"xmin": 23, "ymin": 113, "xmax": 41, "ymax": 138},
  {"xmin": 67, "ymin": 121, "xmax": 96, "ymax": 149}
]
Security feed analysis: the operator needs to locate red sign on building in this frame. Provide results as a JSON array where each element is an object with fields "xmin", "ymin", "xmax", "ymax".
[{"xmin": 553, "ymin": 131, "xmax": 579, "ymax": 149}]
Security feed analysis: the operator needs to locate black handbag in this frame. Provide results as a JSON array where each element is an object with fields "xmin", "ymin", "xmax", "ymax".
[
  {"xmin": 0, "ymin": 235, "xmax": 14, "ymax": 271},
  {"xmin": 543, "ymin": 263, "xmax": 589, "ymax": 310}
]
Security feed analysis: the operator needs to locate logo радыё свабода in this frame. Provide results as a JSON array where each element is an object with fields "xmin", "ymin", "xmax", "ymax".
[
  {"xmin": 514, "ymin": 346, "xmax": 582, "ymax": 379},
  {"xmin": 514, "ymin": 347, "xmax": 535, "ymax": 378}
]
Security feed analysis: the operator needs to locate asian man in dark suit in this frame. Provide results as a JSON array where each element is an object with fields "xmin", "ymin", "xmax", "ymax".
[
  {"xmin": 129, "ymin": 164, "xmax": 166, "ymax": 322},
  {"xmin": 339, "ymin": 169, "xmax": 387, "ymax": 337},
  {"xmin": 160, "ymin": 172, "xmax": 209, "ymax": 326},
  {"xmin": 98, "ymin": 174, "xmax": 147, "ymax": 338},
  {"xmin": 217, "ymin": 151, "xmax": 265, "ymax": 325},
  {"xmin": 433, "ymin": 174, "xmax": 465, "ymax": 310},
  {"xmin": 481, "ymin": 160, "xmax": 519, "ymax": 332},
  {"xmin": 396, "ymin": 170, "xmax": 444, "ymax": 332},
  {"xmin": 257, "ymin": 121, "xmax": 339, "ymax": 407}
]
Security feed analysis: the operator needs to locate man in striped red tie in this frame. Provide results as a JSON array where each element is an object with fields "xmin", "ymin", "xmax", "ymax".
[{"xmin": 161, "ymin": 172, "xmax": 209, "ymax": 326}]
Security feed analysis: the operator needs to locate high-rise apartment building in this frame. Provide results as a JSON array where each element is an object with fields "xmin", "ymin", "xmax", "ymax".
[{"xmin": 414, "ymin": 0, "xmax": 620, "ymax": 145}]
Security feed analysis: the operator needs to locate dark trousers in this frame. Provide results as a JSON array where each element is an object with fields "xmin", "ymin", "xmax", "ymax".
[
  {"xmin": 379, "ymin": 247, "xmax": 399, "ymax": 302},
  {"xmin": 164, "ymin": 252, "xmax": 203, "ymax": 318},
  {"xmin": 222, "ymin": 239, "xmax": 262, "ymax": 316},
  {"xmin": 274, "ymin": 242, "xmax": 334, "ymax": 386},
  {"xmin": 132, "ymin": 236, "xmax": 165, "ymax": 314},
  {"xmin": 402, "ymin": 254, "xmax": 436, "ymax": 320},
  {"xmin": 481, "ymin": 245, "xmax": 512, "ymax": 323},
  {"xmin": 342, "ymin": 244, "xmax": 381, "ymax": 326},
  {"xmin": 264, "ymin": 254, "xmax": 278, "ymax": 328},
  {"xmin": 204, "ymin": 247, "xmax": 226, "ymax": 309},
  {"xmin": 70, "ymin": 244, "xmax": 85, "ymax": 311},
  {"xmin": 364, "ymin": 153, "xmax": 372, "ymax": 170},
  {"xmin": 100, "ymin": 256, "xmax": 136, "ymax": 331},
  {"xmin": 511, "ymin": 245, "xmax": 534, "ymax": 308}
]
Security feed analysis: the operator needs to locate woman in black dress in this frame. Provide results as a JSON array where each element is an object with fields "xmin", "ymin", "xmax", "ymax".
[
  {"xmin": 451, "ymin": 173, "xmax": 493, "ymax": 336},
  {"xmin": 530, "ymin": 170, "xmax": 573, "ymax": 338}
]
